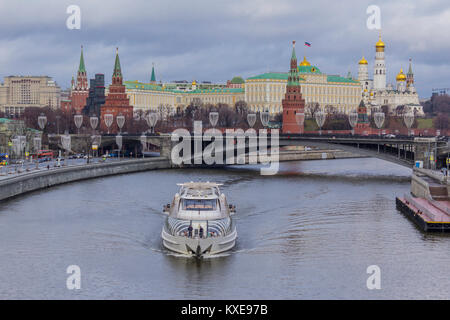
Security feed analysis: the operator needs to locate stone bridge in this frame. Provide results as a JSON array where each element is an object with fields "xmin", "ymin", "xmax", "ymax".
[
  {"xmin": 279, "ymin": 135, "xmax": 448, "ymax": 168},
  {"xmin": 48, "ymin": 133, "xmax": 449, "ymax": 169}
]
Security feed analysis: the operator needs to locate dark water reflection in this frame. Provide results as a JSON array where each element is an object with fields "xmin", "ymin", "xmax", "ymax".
[{"xmin": 0, "ymin": 158, "xmax": 449, "ymax": 299}]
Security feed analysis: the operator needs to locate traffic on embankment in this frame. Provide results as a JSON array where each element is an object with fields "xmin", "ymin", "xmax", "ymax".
[
  {"xmin": 0, "ymin": 147, "xmax": 364, "ymax": 202},
  {"xmin": 0, "ymin": 157, "xmax": 171, "ymax": 202}
]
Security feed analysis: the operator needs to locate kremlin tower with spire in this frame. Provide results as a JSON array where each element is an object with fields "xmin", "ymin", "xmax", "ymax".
[
  {"xmin": 69, "ymin": 46, "xmax": 89, "ymax": 114},
  {"xmin": 282, "ymin": 41, "xmax": 305, "ymax": 134},
  {"xmin": 150, "ymin": 63, "xmax": 156, "ymax": 84},
  {"xmin": 100, "ymin": 48, "xmax": 133, "ymax": 133}
]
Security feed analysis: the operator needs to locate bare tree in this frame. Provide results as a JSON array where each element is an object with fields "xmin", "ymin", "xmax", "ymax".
[{"xmin": 306, "ymin": 102, "xmax": 320, "ymax": 118}]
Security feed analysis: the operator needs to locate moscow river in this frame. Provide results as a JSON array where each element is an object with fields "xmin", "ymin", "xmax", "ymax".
[{"xmin": 0, "ymin": 158, "xmax": 449, "ymax": 299}]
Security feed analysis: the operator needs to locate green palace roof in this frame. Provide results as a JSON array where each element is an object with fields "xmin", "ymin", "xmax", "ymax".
[
  {"xmin": 297, "ymin": 65, "xmax": 322, "ymax": 74},
  {"xmin": 327, "ymin": 75, "xmax": 360, "ymax": 84},
  {"xmin": 172, "ymin": 88, "xmax": 244, "ymax": 94},
  {"xmin": 248, "ymin": 73, "xmax": 295, "ymax": 81},
  {"xmin": 125, "ymin": 80, "xmax": 243, "ymax": 94},
  {"xmin": 247, "ymin": 71, "xmax": 358, "ymax": 85},
  {"xmin": 125, "ymin": 81, "xmax": 165, "ymax": 91}
]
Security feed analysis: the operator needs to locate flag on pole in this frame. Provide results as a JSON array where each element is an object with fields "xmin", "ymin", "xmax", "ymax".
[{"xmin": 304, "ymin": 42, "xmax": 311, "ymax": 47}]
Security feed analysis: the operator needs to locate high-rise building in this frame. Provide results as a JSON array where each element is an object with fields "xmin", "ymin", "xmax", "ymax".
[
  {"xmin": 282, "ymin": 41, "xmax": 305, "ymax": 134},
  {"xmin": 83, "ymin": 74, "xmax": 105, "ymax": 116},
  {"xmin": 100, "ymin": 48, "xmax": 133, "ymax": 133},
  {"xmin": 0, "ymin": 76, "xmax": 61, "ymax": 116}
]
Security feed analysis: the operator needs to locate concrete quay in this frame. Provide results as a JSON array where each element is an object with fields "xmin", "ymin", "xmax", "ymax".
[
  {"xmin": 0, "ymin": 149, "xmax": 366, "ymax": 202},
  {"xmin": 277, "ymin": 149, "xmax": 367, "ymax": 162},
  {"xmin": 0, "ymin": 157, "xmax": 171, "ymax": 201}
]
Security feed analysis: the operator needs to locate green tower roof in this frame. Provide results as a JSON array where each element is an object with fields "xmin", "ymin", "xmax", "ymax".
[
  {"xmin": 78, "ymin": 46, "xmax": 86, "ymax": 73},
  {"xmin": 407, "ymin": 59, "xmax": 413, "ymax": 76},
  {"xmin": 150, "ymin": 64, "xmax": 156, "ymax": 82},
  {"xmin": 113, "ymin": 48, "xmax": 122, "ymax": 77},
  {"xmin": 291, "ymin": 42, "xmax": 297, "ymax": 61}
]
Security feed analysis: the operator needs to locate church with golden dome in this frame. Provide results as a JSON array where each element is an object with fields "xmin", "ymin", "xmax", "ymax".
[{"xmin": 358, "ymin": 35, "xmax": 423, "ymax": 116}]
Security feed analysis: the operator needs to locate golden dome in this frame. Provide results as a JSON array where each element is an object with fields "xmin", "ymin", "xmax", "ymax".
[
  {"xmin": 359, "ymin": 56, "xmax": 368, "ymax": 65},
  {"xmin": 192, "ymin": 80, "xmax": 196, "ymax": 86},
  {"xmin": 299, "ymin": 56, "xmax": 311, "ymax": 66},
  {"xmin": 396, "ymin": 68, "xmax": 406, "ymax": 81},
  {"xmin": 375, "ymin": 35, "xmax": 385, "ymax": 51}
]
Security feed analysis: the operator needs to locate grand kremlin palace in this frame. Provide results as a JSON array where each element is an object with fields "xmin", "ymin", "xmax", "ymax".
[
  {"xmin": 123, "ymin": 80, "xmax": 244, "ymax": 114},
  {"xmin": 246, "ymin": 57, "xmax": 361, "ymax": 114},
  {"xmin": 123, "ymin": 56, "xmax": 360, "ymax": 116}
]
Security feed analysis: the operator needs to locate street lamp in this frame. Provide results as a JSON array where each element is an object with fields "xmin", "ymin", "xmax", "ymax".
[
  {"xmin": 374, "ymin": 112, "xmax": 385, "ymax": 136},
  {"xmin": 38, "ymin": 114, "xmax": 47, "ymax": 130},
  {"xmin": 315, "ymin": 111, "xmax": 326, "ymax": 135},
  {"xmin": 74, "ymin": 114, "xmax": 83, "ymax": 134},
  {"xmin": 91, "ymin": 135, "xmax": 101, "ymax": 160},
  {"xmin": 209, "ymin": 111, "xmax": 219, "ymax": 128},
  {"xmin": 260, "ymin": 110, "xmax": 269, "ymax": 127},
  {"xmin": 145, "ymin": 113, "xmax": 158, "ymax": 134},
  {"xmin": 247, "ymin": 113, "xmax": 256, "ymax": 128},
  {"xmin": 116, "ymin": 114, "xmax": 125, "ymax": 134},
  {"xmin": 19, "ymin": 135, "xmax": 26, "ymax": 160},
  {"xmin": 89, "ymin": 115, "xmax": 100, "ymax": 162},
  {"xmin": 11, "ymin": 138, "xmax": 20, "ymax": 173},
  {"xmin": 104, "ymin": 114, "xmax": 113, "ymax": 134},
  {"xmin": 90, "ymin": 115, "xmax": 99, "ymax": 131},
  {"xmin": 348, "ymin": 112, "xmax": 358, "ymax": 135},
  {"xmin": 61, "ymin": 132, "xmax": 71, "ymax": 167},
  {"xmin": 116, "ymin": 134, "xmax": 122, "ymax": 161},
  {"xmin": 403, "ymin": 112, "xmax": 414, "ymax": 137},
  {"xmin": 140, "ymin": 134, "xmax": 147, "ymax": 158},
  {"xmin": 33, "ymin": 135, "xmax": 42, "ymax": 169}
]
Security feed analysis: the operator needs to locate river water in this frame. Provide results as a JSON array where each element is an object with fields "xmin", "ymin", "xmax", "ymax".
[{"xmin": 0, "ymin": 158, "xmax": 449, "ymax": 299}]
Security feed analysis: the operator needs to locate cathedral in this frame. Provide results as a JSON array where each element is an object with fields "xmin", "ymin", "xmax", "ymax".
[{"xmin": 357, "ymin": 35, "xmax": 424, "ymax": 116}]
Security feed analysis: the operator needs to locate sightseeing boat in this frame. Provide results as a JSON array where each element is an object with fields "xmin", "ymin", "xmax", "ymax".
[{"xmin": 161, "ymin": 182, "xmax": 237, "ymax": 257}]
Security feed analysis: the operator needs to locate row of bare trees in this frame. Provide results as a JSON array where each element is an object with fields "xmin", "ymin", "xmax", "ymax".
[{"xmin": 14, "ymin": 100, "xmax": 274, "ymax": 135}]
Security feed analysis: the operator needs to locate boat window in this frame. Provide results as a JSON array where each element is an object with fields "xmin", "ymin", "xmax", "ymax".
[{"xmin": 182, "ymin": 199, "xmax": 217, "ymax": 211}]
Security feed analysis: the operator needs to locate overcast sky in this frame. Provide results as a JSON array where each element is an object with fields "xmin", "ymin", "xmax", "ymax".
[{"xmin": 0, "ymin": 0, "xmax": 449, "ymax": 98}]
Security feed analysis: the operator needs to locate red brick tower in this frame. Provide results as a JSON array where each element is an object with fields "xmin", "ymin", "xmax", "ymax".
[
  {"xmin": 100, "ymin": 48, "xmax": 133, "ymax": 133},
  {"xmin": 70, "ymin": 46, "xmax": 89, "ymax": 114},
  {"xmin": 282, "ymin": 41, "xmax": 305, "ymax": 134},
  {"xmin": 355, "ymin": 100, "xmax": 370, "ymax": 134}
]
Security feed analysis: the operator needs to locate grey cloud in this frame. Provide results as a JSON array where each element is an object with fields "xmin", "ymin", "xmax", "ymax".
[{"xmin": 0, "ymin": 0, "xmax": 449, "ymax": 98}]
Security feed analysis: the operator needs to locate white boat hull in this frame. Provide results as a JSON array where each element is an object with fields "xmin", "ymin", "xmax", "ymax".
[{"xmin": 162, "ymin": 226, "xmax": 237, "ymax": 257}]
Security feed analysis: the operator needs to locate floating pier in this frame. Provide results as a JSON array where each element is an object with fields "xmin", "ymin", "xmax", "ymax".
[{"xmin": 396, "ymin": 167, "xmax": 450, "ymax": 232}]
